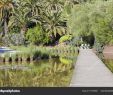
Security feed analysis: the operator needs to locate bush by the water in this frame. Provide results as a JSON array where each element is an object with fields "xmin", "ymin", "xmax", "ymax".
[{"xmin": 59, "ymin": 35, "xmax": 72, "ymax": 43}]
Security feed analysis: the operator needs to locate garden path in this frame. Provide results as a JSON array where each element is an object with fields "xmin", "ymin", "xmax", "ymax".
[{"xmin": 70, "ymin": 49, "xmax": 113, "ymax": 87}]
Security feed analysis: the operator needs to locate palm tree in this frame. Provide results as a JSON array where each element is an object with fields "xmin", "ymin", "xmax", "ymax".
[
  {"xmin": 0, "ymin": 0, "xmax": 14, "ymax": 36},
  {"xmin": 38, "ymin": 0, "xmax": 67, "ymax": 37},
  {"xmin": 9, "ymin": 0, "xmax": 67, "ymax": 38},
  {"xmin": 9, "ymin": 0, "xmax": 43, "ymax": 35},
  {"xmin": 24, "ymin": 0, "xmax": 43, "ymax": 17},
  {"xmin": 41, "ymin": 11, "xmax": 66, "ymax": 37}
]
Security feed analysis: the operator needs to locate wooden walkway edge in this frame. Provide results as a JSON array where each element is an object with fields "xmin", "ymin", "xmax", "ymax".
[{"xmin": 70, "ymin": 49, "xmax": 113, "ymax": 87}]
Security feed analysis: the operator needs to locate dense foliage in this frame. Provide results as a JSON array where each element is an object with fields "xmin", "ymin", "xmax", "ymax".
[
  {"xmin": 26, "ymin": 25, "xmax": 50, "ymax": 45},
  {"xmin": 68, "ymin": 0, "xmax": 113, "ymax": 46},
  {"xmin": 0, "ymin": 0, "xmax": 76, "ymax": 46},
  {"xmin": 0, "ymin": 0, "xmax": 113, "ymax": 47}
]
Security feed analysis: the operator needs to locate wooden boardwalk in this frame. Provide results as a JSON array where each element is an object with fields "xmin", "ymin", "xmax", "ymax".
[{"xmin": 70, "ymin": 49, "xmax": 113, "ymax": 87}]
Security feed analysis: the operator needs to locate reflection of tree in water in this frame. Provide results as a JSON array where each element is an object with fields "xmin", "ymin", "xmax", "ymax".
[
  {"xmin": 0, "ymin": 58, "xmax": 74, "ymax": 87},
  {"xmin": 59, "ymin": 56, "xmax": 76, "ymax": 70},
  {"xmin": 60, "ymin": 57, "xmax": 73, "ymax": 65}
]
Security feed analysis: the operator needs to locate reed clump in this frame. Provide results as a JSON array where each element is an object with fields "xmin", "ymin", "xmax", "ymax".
[{"xmin": 0, "ymin": 45, "xmax": 78, "ymax": 62}]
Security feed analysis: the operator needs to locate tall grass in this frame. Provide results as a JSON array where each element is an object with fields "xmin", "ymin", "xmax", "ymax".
[
  {"xmin": 0, "ymin": 45, "xmax": 78, "ymax": 62},
  {"xmin": 103, "ymin": 59, "xmax": 113, "ymax": 73}
]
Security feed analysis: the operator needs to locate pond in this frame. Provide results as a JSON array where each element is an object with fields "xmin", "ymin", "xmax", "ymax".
[{"xmin": 0, "ymin": 55, "xmax": 76, "ymax": 87}]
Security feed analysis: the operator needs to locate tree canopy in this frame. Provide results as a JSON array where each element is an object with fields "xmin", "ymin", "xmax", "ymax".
[{"xmin": 68, "ymin": 0, "xmax": 113, "ymax": 46}]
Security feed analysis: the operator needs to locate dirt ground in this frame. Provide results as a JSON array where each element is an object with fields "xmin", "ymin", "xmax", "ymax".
[
  {"xmin": 103, "ymin": 46, "xmax": 113, "ymax": 59},
  {"xmin": 92, "ymin": 46, "xmax": 113, "ymax": 59}
]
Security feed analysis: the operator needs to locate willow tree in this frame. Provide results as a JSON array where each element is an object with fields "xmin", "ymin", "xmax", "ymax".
[
  {"xmin": 68, "ymin": 3, "xmax": 92, "ymax": 36},
  {"xmin": 89, "ymin": 0, "xmax": 113, "ymax": 45},
  {"xmin": 68, "ymin": 0, "xmax": 113, "ymax": 46}
]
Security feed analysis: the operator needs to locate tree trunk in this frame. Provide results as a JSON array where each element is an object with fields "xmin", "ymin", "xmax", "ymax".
[
  {"xmin": 3, "ymin": 18, "xmax": 8, "ymax": 36},
  {"xmin": 20, "ymin": 25, "xmax": 27, "ymax": 35},
  {"xmin": 20, "ymin": 25, "xmax": 27, "ymax": 45}
]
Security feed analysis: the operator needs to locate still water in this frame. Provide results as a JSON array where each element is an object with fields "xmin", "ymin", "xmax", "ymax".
[{"xmin": 0, "ymin": 56, "xmax": 76, "ymax": 87}]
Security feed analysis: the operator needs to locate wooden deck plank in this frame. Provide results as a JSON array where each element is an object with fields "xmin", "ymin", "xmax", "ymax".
[{"xmin": 70, "ymin": 49, "xmax": 113, "ymax": 87}]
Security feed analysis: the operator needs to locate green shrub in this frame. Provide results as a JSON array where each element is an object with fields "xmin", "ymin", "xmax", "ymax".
[
  {"xmin": 59, "ymin": 35, "xmax": 72, "ymax": 43},
  {"xmin": 26, "ymin": 25, "xmax": 50, "ymax": 45}
]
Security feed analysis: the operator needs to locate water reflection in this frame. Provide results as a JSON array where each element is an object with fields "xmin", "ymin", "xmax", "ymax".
[
  {"xmin": 0, "ymin": 57, "xmax": 75, "ymax": 87},
  {"xmin": 0, "ymin": 65, "xmax": 31, "ymax": 70}
]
